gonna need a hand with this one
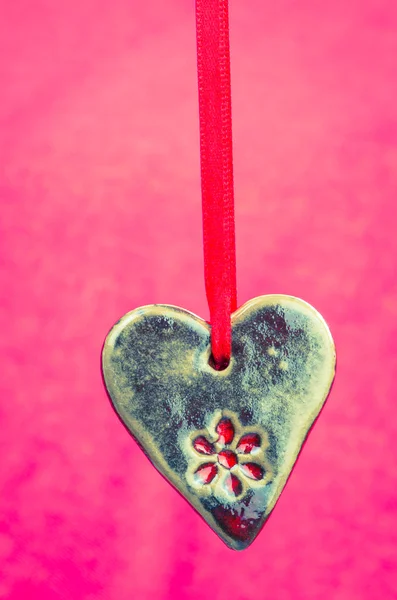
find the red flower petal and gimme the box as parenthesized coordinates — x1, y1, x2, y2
(217, 450, 238, 470)
(236, 433, 261, 454)
(194, 463, 218, 484)
(216, 417, 235, 445)
(193, 435, 215, 455)
(224, 473, 243, 497)
(240, 463, 265, 480)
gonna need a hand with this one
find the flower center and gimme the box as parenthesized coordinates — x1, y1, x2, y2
(217, 450, 238, 470)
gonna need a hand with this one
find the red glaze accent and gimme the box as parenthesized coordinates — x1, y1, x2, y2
(194, 463, 218, 484)
(240, 463, 265, 480)
(216, 417, 234, 445)
(236, 433, 261, 454)
(217, 449, 238, 469)
(193, 435, 215, 455)
(224, 473, 243, 496)
(212, 503, 262, 543)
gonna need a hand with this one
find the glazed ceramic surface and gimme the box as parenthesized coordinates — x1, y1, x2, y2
(102, 295, 335, 550)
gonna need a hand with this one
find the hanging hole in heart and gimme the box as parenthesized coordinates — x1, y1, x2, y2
(208, 353, 230, 372)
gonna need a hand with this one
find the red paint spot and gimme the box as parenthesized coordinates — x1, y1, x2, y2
(194, 463, 218, 484)
(193, 435, 215, 455)
(212, 503, 262, 545)
(224, 473, 242, 496)
(240, 463, 264, 480)
(236, 433, 261, 454)
(216, 417, 234, 445)
(217, 449, 238, 469)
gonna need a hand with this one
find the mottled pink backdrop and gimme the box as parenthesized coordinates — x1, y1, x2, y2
(1, 1, 397, 599)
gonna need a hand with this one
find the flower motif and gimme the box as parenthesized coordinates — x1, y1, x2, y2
(185, 412, 272, 501)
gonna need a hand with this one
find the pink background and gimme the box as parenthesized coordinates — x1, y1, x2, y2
(1, 1, 397, 598)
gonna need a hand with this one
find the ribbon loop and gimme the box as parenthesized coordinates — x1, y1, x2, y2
(196, 0, 237, 369)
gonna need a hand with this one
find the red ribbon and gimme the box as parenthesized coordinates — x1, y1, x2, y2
(196, 0, 237, 369)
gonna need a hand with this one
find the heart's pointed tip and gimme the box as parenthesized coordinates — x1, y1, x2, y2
(221, 536, 257, 551)
(210, 501, 266, 551)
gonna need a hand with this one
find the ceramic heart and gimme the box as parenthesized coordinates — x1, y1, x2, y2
(102, 295, 335, 550)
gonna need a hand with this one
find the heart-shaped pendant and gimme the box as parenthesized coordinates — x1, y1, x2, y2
(102, 295, 335, 550)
